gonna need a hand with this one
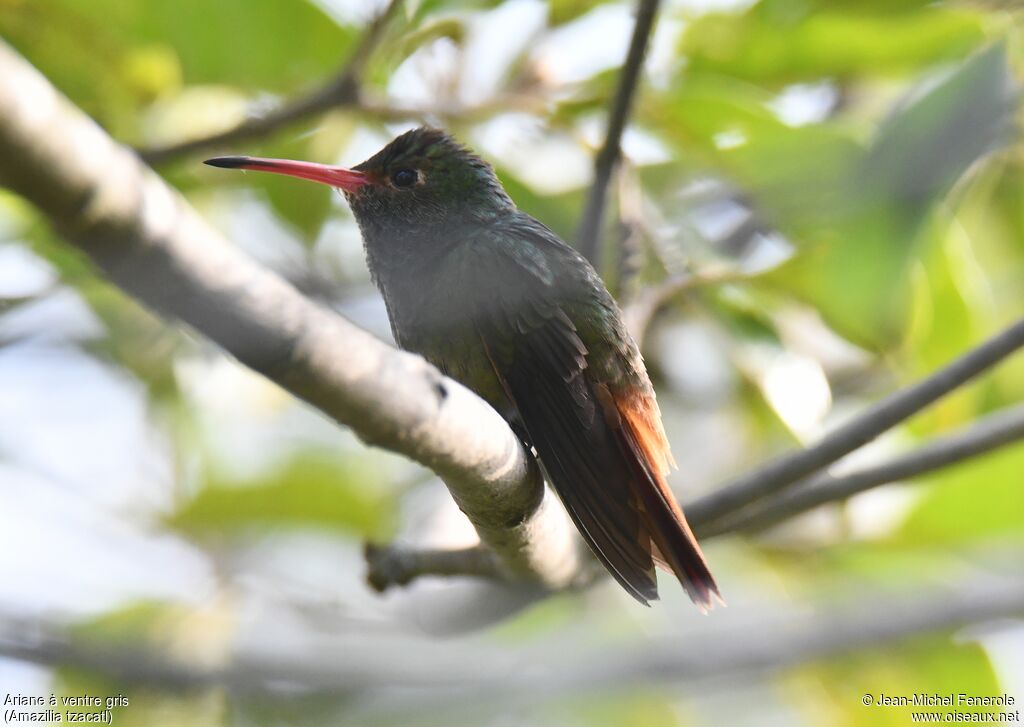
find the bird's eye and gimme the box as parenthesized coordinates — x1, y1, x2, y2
(391, 168, 418, 188)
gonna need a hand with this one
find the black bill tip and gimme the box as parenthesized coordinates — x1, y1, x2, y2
(203, 156, 254, 169)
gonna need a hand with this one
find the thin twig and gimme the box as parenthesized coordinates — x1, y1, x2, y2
(366, 402, 1024, 583)
(576, 0, 661, 268)
(687, 318, 1024, 530)
(622, 265, 744, 342)
(699, 402, 1024, 537)
(612, 164, 645, 298)
(358, 92, 549, 123)
(358, 402, 1024, 587)
(137, 0, 404, 164)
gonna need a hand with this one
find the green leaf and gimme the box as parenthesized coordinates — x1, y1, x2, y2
(803, 639, 1001, 727)
(681, 3, 986, 86)
(709, 285, 783, 344)
(896, 444, 1024, 545)
(902, 218, 995, 396)
(762, 46, 1014, 348)
(0, 0, 356, 141)
(168, 451, 397, 539)
(548, 0, 605, 27)
(103, 0, 355, 90)
(398, 16, 466, 58)
(411, 0, 506, 19)
(57, 602, 228, 726)
(551, 690, 679, 727)
(643, 72, 861, 217)
(244, 127, 351, 241)
(494, 166, 583, 243)
(69, 600, 176, 642)
(943, 160, 1024, 409)
(886, 48, 1008, 255)
(760, 213, 915, 349)
(855, 45, 1013, 216)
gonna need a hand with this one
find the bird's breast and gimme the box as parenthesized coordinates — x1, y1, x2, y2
(373, 248, 515, 419)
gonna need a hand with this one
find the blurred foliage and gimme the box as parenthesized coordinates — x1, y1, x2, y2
(681, 2, 986, 84)
(549, 0, 606, 26)
(168, 450, 398, 539)
(793, 640, 1001, 727)
(2, 0, 1024, 724)
(55, 602, 230, 726)
(899, 444, 1024, 544)
(0, 0, 355, 139)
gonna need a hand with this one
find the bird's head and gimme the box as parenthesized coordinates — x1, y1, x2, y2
(205, 127, 513, 234)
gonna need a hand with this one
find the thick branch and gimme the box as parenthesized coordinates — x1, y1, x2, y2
(0, 40, 582, 589)
(2, 572, 1022, 701)
(137, 0, 403, 164)
(699, 402, 1024, 537)
(576, 0, 661, 267)
(687, 318, 1024, 529)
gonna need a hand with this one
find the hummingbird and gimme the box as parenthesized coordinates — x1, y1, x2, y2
(205, 128, 720, 609)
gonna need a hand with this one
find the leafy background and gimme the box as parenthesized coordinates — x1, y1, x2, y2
(1, 0, 1023, 724)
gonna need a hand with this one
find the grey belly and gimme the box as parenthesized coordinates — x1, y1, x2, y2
(398, 322, 516, 422)
(377, 262, 518, 423)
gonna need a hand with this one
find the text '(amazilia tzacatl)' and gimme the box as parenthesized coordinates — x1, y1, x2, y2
(206, 128, 721, 609)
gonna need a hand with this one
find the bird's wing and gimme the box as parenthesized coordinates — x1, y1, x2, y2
(466, 216, 718, 607)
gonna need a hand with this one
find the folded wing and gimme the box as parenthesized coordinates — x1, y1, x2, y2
(469, 219, 720, 607)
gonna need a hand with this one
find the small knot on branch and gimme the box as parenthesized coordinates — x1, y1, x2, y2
(363, 542, 504, 592)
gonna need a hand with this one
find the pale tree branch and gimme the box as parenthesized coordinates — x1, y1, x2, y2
(1, 570, 1022, 703)
(137, 0, 404, 165)
(686, 318, 1024, 530)
(0, 39, 583, 590)
(576, 0, 662, 268)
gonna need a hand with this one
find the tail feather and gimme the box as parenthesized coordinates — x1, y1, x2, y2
(478, 314, 719, 608)
(612, 389, 722, 611)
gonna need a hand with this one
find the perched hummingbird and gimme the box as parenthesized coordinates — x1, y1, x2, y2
(205, 128, 720, 609)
